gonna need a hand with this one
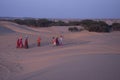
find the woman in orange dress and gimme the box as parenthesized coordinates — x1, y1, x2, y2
(37, 37, 41, 46)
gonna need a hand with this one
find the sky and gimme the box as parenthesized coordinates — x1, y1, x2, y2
(0, 0, 120, 19)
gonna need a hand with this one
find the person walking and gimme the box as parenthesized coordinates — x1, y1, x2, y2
(52, 37, 56, 46)
(56, 37, 59, 46)
(37, 36, 41, 46)
(59, 35, 63, 45)
(24, 36, 29, 49)
(16, 38, 20, 48)
(19, 37, 23, 48)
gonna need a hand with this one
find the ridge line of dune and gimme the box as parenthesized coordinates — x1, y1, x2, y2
(0, 21, 41, 35)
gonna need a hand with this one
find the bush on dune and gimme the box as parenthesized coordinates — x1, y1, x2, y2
(52, 20, 68, 26)
(13, 19, 52, 27)
(37, 19, 52, 27)
(68, 27, 84, 32)
(13, 19, 68, 27)
(79, 20, 110, 32)
(111, 23, 120, 31)
(68, 21, 81, 26)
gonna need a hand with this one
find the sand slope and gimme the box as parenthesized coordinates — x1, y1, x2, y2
(0, 21, 120, 80)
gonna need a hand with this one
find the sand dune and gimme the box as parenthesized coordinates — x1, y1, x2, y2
(0, 21, 120, 80)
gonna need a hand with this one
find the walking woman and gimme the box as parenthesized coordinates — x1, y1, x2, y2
(24, 36, 29, 49)
(56, 37, 59, 46)
(59, 35, 63, 45)
(19, 37, 23, 48)
(16, 38, 20, 48)
(52, 37, 56, 46)
(37, 36, 41, 46)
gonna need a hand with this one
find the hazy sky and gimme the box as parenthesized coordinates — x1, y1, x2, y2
(0, 0, 120, 19)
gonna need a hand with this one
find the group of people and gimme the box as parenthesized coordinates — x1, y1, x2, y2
(16, 36, 29, 49)
(52, 35, 63, 46)
(16, 35, 63, 49)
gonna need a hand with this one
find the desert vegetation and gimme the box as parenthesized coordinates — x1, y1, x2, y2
(13, 19, 52, 27)
(68, 27, 84, 32)
(111, 23, 120, 31)
(12, 19, 68, 27)
(2, 18, 119, 32)
(79, 20, 110, 32)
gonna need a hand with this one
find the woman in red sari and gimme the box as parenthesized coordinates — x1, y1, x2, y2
(19, 37, 23, 48)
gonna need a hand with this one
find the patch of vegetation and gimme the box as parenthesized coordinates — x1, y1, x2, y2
(13, 19, 52, 27)
(111, 23, 120, 31)
(12, 19, 69, 27)
(68, 21, 81, 26)
(79, 20, 110, 32)
(68, 27, 83, 32)
(6, 18, 120, 33)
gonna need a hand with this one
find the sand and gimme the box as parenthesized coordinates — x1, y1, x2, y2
(0, 21, 120, 80)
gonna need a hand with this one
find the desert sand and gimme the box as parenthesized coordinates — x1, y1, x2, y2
(0, 21, 120, 80)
